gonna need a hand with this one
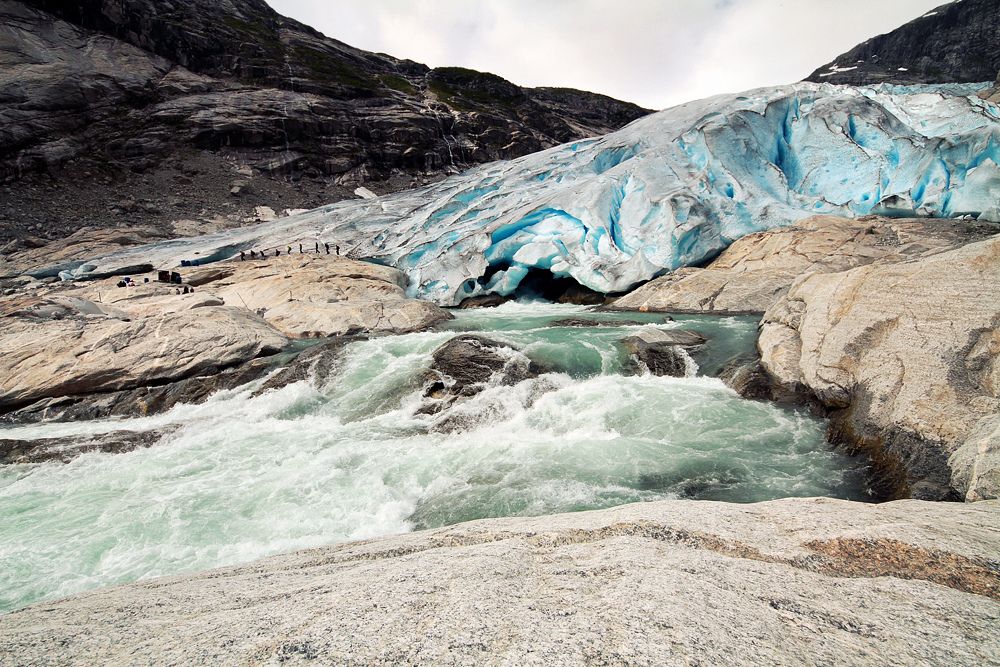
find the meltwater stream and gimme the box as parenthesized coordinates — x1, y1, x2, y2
(0, 303, 869, 612)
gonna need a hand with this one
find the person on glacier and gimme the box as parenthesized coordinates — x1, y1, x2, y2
(299, 243, 303, 254)
(315, 242, 319, 253)
(336, 245, 340, 256)
(325, 243, 330, 254)
(240, 251, 246, 261)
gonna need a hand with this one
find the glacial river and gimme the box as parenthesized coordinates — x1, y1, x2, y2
(0, 303, 869, 612)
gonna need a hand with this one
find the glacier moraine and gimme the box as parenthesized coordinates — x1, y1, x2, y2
(50, 82, 1000, 305)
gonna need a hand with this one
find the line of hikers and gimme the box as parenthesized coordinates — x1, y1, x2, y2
(239, 242, 340, 261)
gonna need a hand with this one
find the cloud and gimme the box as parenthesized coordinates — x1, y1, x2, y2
(268, 0, 946, 109)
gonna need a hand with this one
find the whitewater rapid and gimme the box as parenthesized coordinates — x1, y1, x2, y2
(0, 304, 868, 612)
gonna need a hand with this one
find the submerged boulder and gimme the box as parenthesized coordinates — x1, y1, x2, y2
(0, 428, 172, 464)
(420, 335, 544, 415)
(621, 327, 706, 377)
(549, 317, 649, 328)
(717, 355, 774, 401)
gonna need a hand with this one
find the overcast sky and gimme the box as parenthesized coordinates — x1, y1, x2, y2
(266, 0, 946, 109)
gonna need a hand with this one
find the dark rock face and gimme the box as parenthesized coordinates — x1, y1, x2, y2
(549, 318, 648, 328)
(0, 429, 171, 464)
(252, 338, 349, 396)
(621, 328, 706, 378)
(804, 0, 1000, 85)
(0, 358, 277, 424)
(0, 0, 650, 242)
(717, 355, 773, 401)
(0, 337, 350, 425)
(420, 335, 542, 414)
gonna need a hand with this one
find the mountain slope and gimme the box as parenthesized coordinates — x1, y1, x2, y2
(805, 0, 1000, 85)
(0, 0, 650, 242)
(50, 83, 1000, 305)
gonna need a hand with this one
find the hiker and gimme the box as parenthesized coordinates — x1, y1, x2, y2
(287, 245, 291, 255)
(324, 243, 330, 254)
(299, 243, 303, 254)
(315, 242, 319, 253)
(335, 245, 340, 256)
(275, 248, 280, 257)
(183, 286, 189, 294)
(240, 251, 246, 261)
(250, 250, 256, 259)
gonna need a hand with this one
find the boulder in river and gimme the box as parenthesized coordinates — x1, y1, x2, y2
(717, 354, 774, 401)
(420, 335, 544, 415)
(0, 429, 173, 464)
(621, 327, 706, 377)
(548, 317, 650, 328)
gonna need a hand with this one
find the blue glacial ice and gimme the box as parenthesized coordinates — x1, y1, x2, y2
(59, 82, 1000, 305)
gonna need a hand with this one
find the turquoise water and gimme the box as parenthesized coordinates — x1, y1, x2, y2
(0, 303, 869, 612)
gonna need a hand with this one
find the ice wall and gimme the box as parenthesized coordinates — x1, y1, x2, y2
(58, 82, 1000, 305)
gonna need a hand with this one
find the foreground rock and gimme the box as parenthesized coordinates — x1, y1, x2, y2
(1, 496, 997, 666)
(759, 235, 1000, 501)
(611, 216, 997, 314)
(622, 327, 706, 377)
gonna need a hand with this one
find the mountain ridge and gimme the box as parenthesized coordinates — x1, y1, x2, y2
(0, 0, 650, 243)
(805, 0, 1000, 85)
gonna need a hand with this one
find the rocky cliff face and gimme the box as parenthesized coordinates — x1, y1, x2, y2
(805, 0, 1000, 85)
(0, 0, 650, 243)
(758, 235, 1000, 502)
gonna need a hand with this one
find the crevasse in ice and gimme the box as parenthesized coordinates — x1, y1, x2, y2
(59, 82, 1000, 305)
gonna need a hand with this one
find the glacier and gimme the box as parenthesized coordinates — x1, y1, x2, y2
(53, 82, 1000, 306)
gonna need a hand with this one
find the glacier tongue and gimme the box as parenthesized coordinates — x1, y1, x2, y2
(60, 82, 1000, 306)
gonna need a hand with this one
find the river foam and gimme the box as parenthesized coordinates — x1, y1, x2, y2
(0, 304, 868, 612)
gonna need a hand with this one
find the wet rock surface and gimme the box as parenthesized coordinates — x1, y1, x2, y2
(1, 496, 997, 666)
(252, 338, 352, 396)
(1, 358, 278, 425)
(621, 327, 706, 378)
(420, 335, 544, 414)
(0, 429, 172, 464)
(717, 355, 774, 401)
(549, 317, 649, 328)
